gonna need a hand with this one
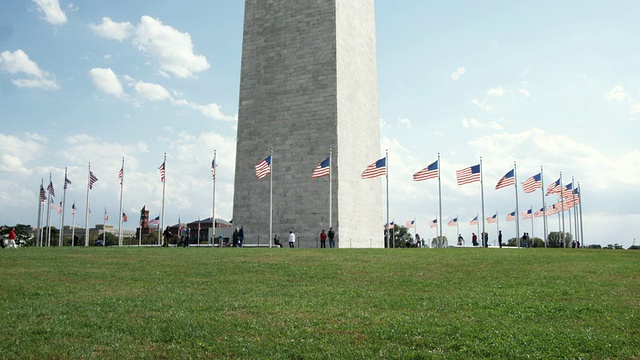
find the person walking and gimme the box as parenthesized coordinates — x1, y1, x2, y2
(472, 232, 478, 247)
(7, 227, 17, 248)
(457, 234, 464, 246)
(320, 229, 327, 248)
(238, 227, 245, 247)
(232, 228, 239, 247)
(288, 230, 296, 248)
(328, 227, 335, 248)
(498, 230, 503, 248)
(162, 226, 172, 247)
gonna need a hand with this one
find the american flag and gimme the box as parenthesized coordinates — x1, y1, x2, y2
(534, 207, 545, 218)
(546, 203, 559, 215)
(487, 213, 497, 224)
(521, 173, 542, 193)
(495, 169, 515, 190)
(566, 187, 581, 206)
(311, 157, 330, 179)
(71, 202, 76, 215)
(361, 157, 386, 179)
(447, 218, 458, 226)
(405, 219, 414, 229)
(255, 155, 271, 179)
(89, 171, 98, 189)
(64, 176, 72, 190)
(521, 208, 533, 220)
(563, 183, 573, 194)
(158, 162, 166, 183)
(387, 221, 394, 230)
(104, 208, 109, 222)
(210, 159, 216, 179)
(56, 201, 62, 214)
(506, 211, 516, 221)
(149, 215, 160, 226)
(456, 164, 480, 186)
(413, 160, 438, 181)
(545, 177, 561, 195)
(470, 215, 478, 225)
(47, 181, 55, 197)
(50, 200, 55, 209)
(39, 184, 46, 203)
(429, 218, 437, 228)
(122, 212, 128, 222)
(118, 166, 124, 184)
(88, 207, 92, 218)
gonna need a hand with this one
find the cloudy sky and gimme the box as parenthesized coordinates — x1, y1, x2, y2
(1, 1, 638, 247)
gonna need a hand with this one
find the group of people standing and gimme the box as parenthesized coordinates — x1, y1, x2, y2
(319, 227, 336, 248)
(162, 226, 191, 247)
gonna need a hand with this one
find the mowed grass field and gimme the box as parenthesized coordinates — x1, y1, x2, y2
(0, 247, 638, 359)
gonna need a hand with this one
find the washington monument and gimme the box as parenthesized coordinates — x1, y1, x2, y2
(233, 0, 383, 248)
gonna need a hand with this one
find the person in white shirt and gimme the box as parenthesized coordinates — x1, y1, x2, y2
(288, 230, 295, 248)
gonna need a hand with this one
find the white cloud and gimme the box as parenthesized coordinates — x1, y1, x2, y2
(0, 133, 46, 174)
(606, 85, 628, 101)
(181, 101, 237, 122)
(89, 68, 124, 98)
(451, 66, 465, 80)
(398, 118, 412, 128)
(90, 17, 134, 41)
(92, 16, 210, 78)
(471, 86, 529, 111)
(487, 87, 505, 97)
(470, 99, 491, 111)
(0, 49, 60, 90)
(33, 0, 67, 25)
(461, 118, 503, 130)
(134, 80, 171, 102)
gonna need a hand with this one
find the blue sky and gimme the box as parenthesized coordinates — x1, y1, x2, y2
(1, 1, 639, 247)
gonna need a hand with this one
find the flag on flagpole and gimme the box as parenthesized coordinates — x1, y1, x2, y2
(64, 176, 72, 190)
(122, 212, 128, 222)
(405, 220, 414, 229)
(521, 173, 542, 193)
(71, 202, 76, 215)
(89, 171, 98, 189)
(311, 157, 330, 179)
(149, 215, 160, 226)
(495, 169, 515, 190)
(56, 202, 62, 214)
(40, 184, 47, 203)
(429, 219, 437, 228)
(447, 217, 458, 226)
(158, 162, 166, 183)
(255, 155, 271, 179)
(361, 157, 386, 179)
(534, 207, 545, 218)
(210, 159, 216, 179)
(563, 183, 573, 193)
(456, 164, 481, 185)
(506, 211, 516, 221)
(470, 215, 478, 225)
(546, 204, 559, 215)
(413, 160, 438, 181)
(546, 177, 561, 195)
(104, 208, 109, 222)
(521, 209, 533, 219)
(47, 181, 56, 197)
(487, 213, 497, 224)
(118, 166, 124, 184)
(387, 221, 394, 230)
(50, 200, 55, 209)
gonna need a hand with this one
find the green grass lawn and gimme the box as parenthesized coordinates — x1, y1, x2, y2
(0, 247, 638, 359)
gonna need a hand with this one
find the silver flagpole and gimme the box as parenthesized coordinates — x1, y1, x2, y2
(36, 179, 43, 247)
(495, 210, 499, 247)
(480, 157, 486, 246)
(386, 149, 390, 248)
(84, 163, 91, 246)
(46, 173, 52, 247)
(118, 157, 124, 246)
(159, 153, 166, 246)
(560, 172, 565, 247)
(578, 181, 584, 247)
(456, 214, 460, 247)
(212, 150, 217, 247)
(541, 166, 548, 248)
(572, 177, 579, 246)
(71, 201, 76, 246)
(269, 148, 273, 248)
(59, 167, 68, 246)
(530, 206, 534, 241)
(514, 162, 520, 248)
(438, 153, 443, 240)
(329, 148, 332, 230)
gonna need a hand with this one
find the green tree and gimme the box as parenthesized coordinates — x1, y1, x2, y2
(384, 225, 413, 248)
(547, 231, 572, 248)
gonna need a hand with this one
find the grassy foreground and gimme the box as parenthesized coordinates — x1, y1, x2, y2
(0, 247, 638, 359)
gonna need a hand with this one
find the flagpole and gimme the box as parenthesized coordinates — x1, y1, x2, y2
(59, 168, 67, 246)
(541, 166, 548, 248)
(46, 173, 53, 247)
(118, 157, 124, 247)
(159, 153, 166, 246)
(71, 201, 76, 246)
(530, 206, 534, 241)
(269, 147, 273, 248)
(514, 161, 520, 248)
(212, 150, 217, 247)
(437, 153, 443, 240)
(476, 212, 480, 244)
(329, 148, 333, 230)
(572, 176, 578, 246)
(578, 181, 584, 247)
(495, 210, 499, 247)
(559, 172, 565, 247)
(103, 208, 107, 244)
(385, 149, 390, 249)
(85, 163, 92, 246)
(36, 179, 43, 247)
(456, 214, 459, 247)
(480, 157, 486, 245)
